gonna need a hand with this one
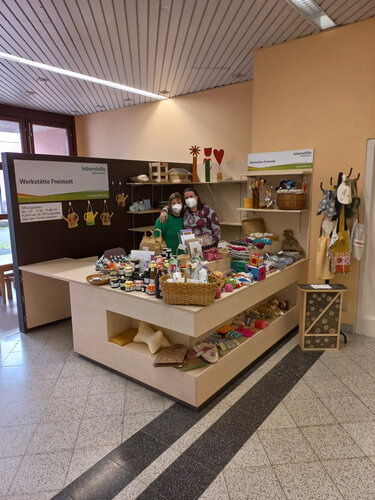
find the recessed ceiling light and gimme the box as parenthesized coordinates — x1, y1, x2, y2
(123, 98, 134, 102)
(286, 0, 335, 30)
(232, 73, 245, 80)
(158, 90, 170, 95)
(25, 90, 36, 95)
(70, 110, 79, 115)
(95, 105, 105, 111)
(37, 77, 49, 83)
(0, 51, 167, 100)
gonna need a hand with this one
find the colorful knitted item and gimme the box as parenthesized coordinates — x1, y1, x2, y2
(217, 325, 233, 334)
(237, 328, 255, 338)
(216, 338, 240, 351)
(227, 330, 242, 339)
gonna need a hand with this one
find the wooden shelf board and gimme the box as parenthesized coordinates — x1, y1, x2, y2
(109, 305, 299, 380)
(246, 169, 313, 176)
(220, 221, 243, 226)
(126, 180, 245, 186)
(126, 209, 160, 214)
(236, 208, 310, 213)
(128, 226, 155, 233)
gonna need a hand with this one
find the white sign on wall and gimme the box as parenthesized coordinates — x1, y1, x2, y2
(19, 203, 63, 223)
(248, 149, 314, 171)
(14, 160, 109, 203)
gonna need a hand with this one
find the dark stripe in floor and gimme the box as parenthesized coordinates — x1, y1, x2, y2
(52, 330, 309, 500)
(137, 346, 322, 500)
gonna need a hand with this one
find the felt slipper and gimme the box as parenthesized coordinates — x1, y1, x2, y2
(193, 343, 219, 363)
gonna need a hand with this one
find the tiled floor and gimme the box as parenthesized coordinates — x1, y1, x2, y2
(0, 283, 18, 339)
(0, 321, 374, 499)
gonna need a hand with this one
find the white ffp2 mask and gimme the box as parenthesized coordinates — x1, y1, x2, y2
(171, 203, 182, 215)
(185, 198, 197, 209)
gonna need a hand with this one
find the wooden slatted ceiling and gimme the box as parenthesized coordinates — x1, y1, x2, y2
(0, 0, 374, 116)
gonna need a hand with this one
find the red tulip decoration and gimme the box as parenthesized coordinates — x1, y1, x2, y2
(203, 147, 212, 183)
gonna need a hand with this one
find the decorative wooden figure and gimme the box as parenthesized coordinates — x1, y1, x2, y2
(83, 200, 98, 226)
(62, 202, 79, 229)
(115, 181, 128, 207)
(189, 145, 201, 182)
(204, 147, 212, 183)
(214, 148, 224, 181)
(100, 200, 114, 226)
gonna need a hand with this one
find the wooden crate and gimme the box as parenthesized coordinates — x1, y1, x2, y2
(297, 284, 347, 351)
(149, 162, 169, 183)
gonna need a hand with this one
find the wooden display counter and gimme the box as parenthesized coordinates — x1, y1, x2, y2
(19, 257, 308, 407)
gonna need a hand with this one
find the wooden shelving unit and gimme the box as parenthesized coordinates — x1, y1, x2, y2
(237, 208, 310, 214)
(126, 209, 160, 215)
(126, 180, 245, 186)
(128, 225, 154, 233)
(246, 169, 313, 176)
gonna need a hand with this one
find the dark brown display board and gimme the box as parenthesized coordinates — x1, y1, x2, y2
(2, 152, 191, 331)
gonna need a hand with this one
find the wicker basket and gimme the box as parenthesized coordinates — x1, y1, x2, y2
(277, 192, 306, 210)
(217, 240, 229, 258)
(160, 266, 218, 306)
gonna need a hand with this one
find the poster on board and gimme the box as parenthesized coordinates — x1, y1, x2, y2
(19, 203, 63, 223)
(14, 160, 109, 203)
(248, 149, 314, 171)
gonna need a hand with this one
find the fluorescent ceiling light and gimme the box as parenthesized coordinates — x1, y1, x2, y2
(286, 0, 336, 30)
(0, 51, 167, 100)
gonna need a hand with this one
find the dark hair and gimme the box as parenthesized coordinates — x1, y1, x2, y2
(168, 192, 182, 210)
(183, 186, 204, 210)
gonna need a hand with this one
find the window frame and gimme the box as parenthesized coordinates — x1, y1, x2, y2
(0, 104, 77, 218)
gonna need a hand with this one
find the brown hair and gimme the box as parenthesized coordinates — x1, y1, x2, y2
(168, 192, 182, 210)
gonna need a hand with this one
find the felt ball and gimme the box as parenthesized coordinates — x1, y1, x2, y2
(224, 284, 234, 292)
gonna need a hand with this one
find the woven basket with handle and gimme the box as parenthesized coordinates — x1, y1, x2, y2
(160, 265, 218, 306)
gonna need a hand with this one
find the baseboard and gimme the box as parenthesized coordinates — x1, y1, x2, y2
(341, 323, 354, 334)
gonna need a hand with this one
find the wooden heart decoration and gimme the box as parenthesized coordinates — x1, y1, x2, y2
(213, 149, 224, 165)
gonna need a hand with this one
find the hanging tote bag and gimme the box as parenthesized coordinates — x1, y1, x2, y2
(351, 199, 365, 261)
(330, 206, 351, 273)
(139, 229, 166, 255)
(316, 234, 335, 280)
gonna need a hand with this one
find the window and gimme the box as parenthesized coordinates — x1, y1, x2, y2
(32, 124, 70, 156)
(0, 119, 23, 154)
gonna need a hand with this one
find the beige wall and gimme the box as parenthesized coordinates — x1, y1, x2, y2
(252, 17, 375, 323)
(76, 81, 252, 165)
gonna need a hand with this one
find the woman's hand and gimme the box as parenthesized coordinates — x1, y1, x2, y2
(159, 211, 168, 223)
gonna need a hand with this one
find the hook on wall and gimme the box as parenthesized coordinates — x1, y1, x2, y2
(330, 177, 333, 186)
(346, 167, 353, 178)
(320, 181, 324, 192)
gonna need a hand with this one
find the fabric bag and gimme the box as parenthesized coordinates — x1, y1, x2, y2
(316, 234, 335, 280)
(139, 228, 166, 255)
(351, 211, 365, 261)
(337, 174, 352, 205)
(330, 206, 350, 273)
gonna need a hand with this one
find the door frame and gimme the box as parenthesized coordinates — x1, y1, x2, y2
(355, 138, 375, 337)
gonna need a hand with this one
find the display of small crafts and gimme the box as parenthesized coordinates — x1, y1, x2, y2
(115, 182, 128, 207)
(83, 200, 98, 226)
(276, 179, 307, 193)
(203, 147, 212, 182)
(189, 145, 201, 183)
(100, 200, 114, 226)
(62, 202, 79, 229)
